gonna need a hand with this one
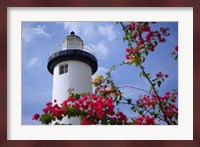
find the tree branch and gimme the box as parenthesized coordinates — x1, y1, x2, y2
(119, 22, 170, 125)
(119, 85, 151, 95)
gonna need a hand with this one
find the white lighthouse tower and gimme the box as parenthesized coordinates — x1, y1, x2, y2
(47, 31, 98, 125)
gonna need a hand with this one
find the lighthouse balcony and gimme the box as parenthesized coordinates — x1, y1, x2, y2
(47, 42, 98, 75)
(50, 41, 95, 56)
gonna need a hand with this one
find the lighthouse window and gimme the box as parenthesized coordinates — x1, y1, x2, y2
(59, 64, 68, 75)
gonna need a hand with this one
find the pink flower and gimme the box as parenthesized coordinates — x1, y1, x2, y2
(126, 48, 130, 53)
(81, 117, 89, 125)
(132, 33, 137, 39)
(68, 97, 77, 102)
(108, 109, 115, 116)
(133, 49, 138, 54)
(139, 37, 145, 44)
(79, 95, 88, 103)
(61, 99, 69, 107)
(150, 45, 155, 51)
(160, 27, 169, 34)
(160, 38, 166, 42)
(135, 115, 155, 125)
(145, 32, 152, 42)
(126, 55, 130, 60)
(42, 107, 49, 114)
(46, 102, 52, 107)
(175, 45, 178, 51)
(134, 115, 144, 125)
(52, 108, 66, 118)
(32, 113, 40, 120)
(145, 26, 151, 32)
(144, 116, 155, 125)
(116, 112, 128, 122)
(156, 72, 163, 78)
(74, 103, 80, 110)
(156, 72, 168, 79)
(128, 22, 136, 31)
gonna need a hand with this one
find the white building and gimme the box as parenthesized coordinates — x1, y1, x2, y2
(47, 31, 98, 124)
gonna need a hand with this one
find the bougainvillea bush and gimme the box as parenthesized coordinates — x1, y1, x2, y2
(33, 22, 178, 125)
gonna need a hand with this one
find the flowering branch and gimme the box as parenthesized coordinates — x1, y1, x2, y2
(118, 22, 177, 125)
(33, 22, 178, 125)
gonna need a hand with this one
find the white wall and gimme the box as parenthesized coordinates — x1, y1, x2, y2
(52, 60, 92, 125)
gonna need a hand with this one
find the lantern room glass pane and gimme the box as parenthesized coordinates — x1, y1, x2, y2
(68, 41, 76, 49)
(67, 40, 82, 49)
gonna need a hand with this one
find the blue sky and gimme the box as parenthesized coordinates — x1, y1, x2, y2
(22, 22, 178, 125)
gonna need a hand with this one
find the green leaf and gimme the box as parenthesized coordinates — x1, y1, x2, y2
(152, 83, 156, 87)
(131, 106, 137, 112)
(152, 104, 156, 110)
(152, 78, 158, 82)
(127, 99, 132, 104)
(123, 36, 128, 42)
(154, 41, 158, 46)
(175, 55, 178, 60)
(144, 73, 150, 78)
(145, 50, 149, 56)
(157, 81, 161, 87)
(139, 110, 144, 115)
(57, 116, 63, 121)
(144, 22, 149, 26)
(116, 100, 120, 105)
(140, 56, 145, 63)
(171, 51, 176, 55)
(139, 71, 143, 77)
(153, 113, 158, 118)
(128, 43, 132, 48)
(75, 93, 80, 99)
(150, 83, 156, 92)
(40, 114, 54, 125)
(134, 59, 139, 66)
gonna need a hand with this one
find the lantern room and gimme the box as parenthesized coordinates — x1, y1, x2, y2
(61, 31, 83, 50)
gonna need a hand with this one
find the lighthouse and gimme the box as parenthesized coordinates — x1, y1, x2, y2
(47, 31, 98, 125)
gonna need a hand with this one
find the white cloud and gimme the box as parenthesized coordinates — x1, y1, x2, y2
(59, 22, 95, 39)
(22, 24, 51, 44)
(58, 22, 117, 42)
(120, 88, 141, 99)
(95, 66, 109, 76)
(98, 24, 117, 41)
(32, 25, 51, 38)
(92, 42, 109, 59)
(58, 22, 117, 59)
(62, 22, 81, 34)
(27, 57, 40, 68)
